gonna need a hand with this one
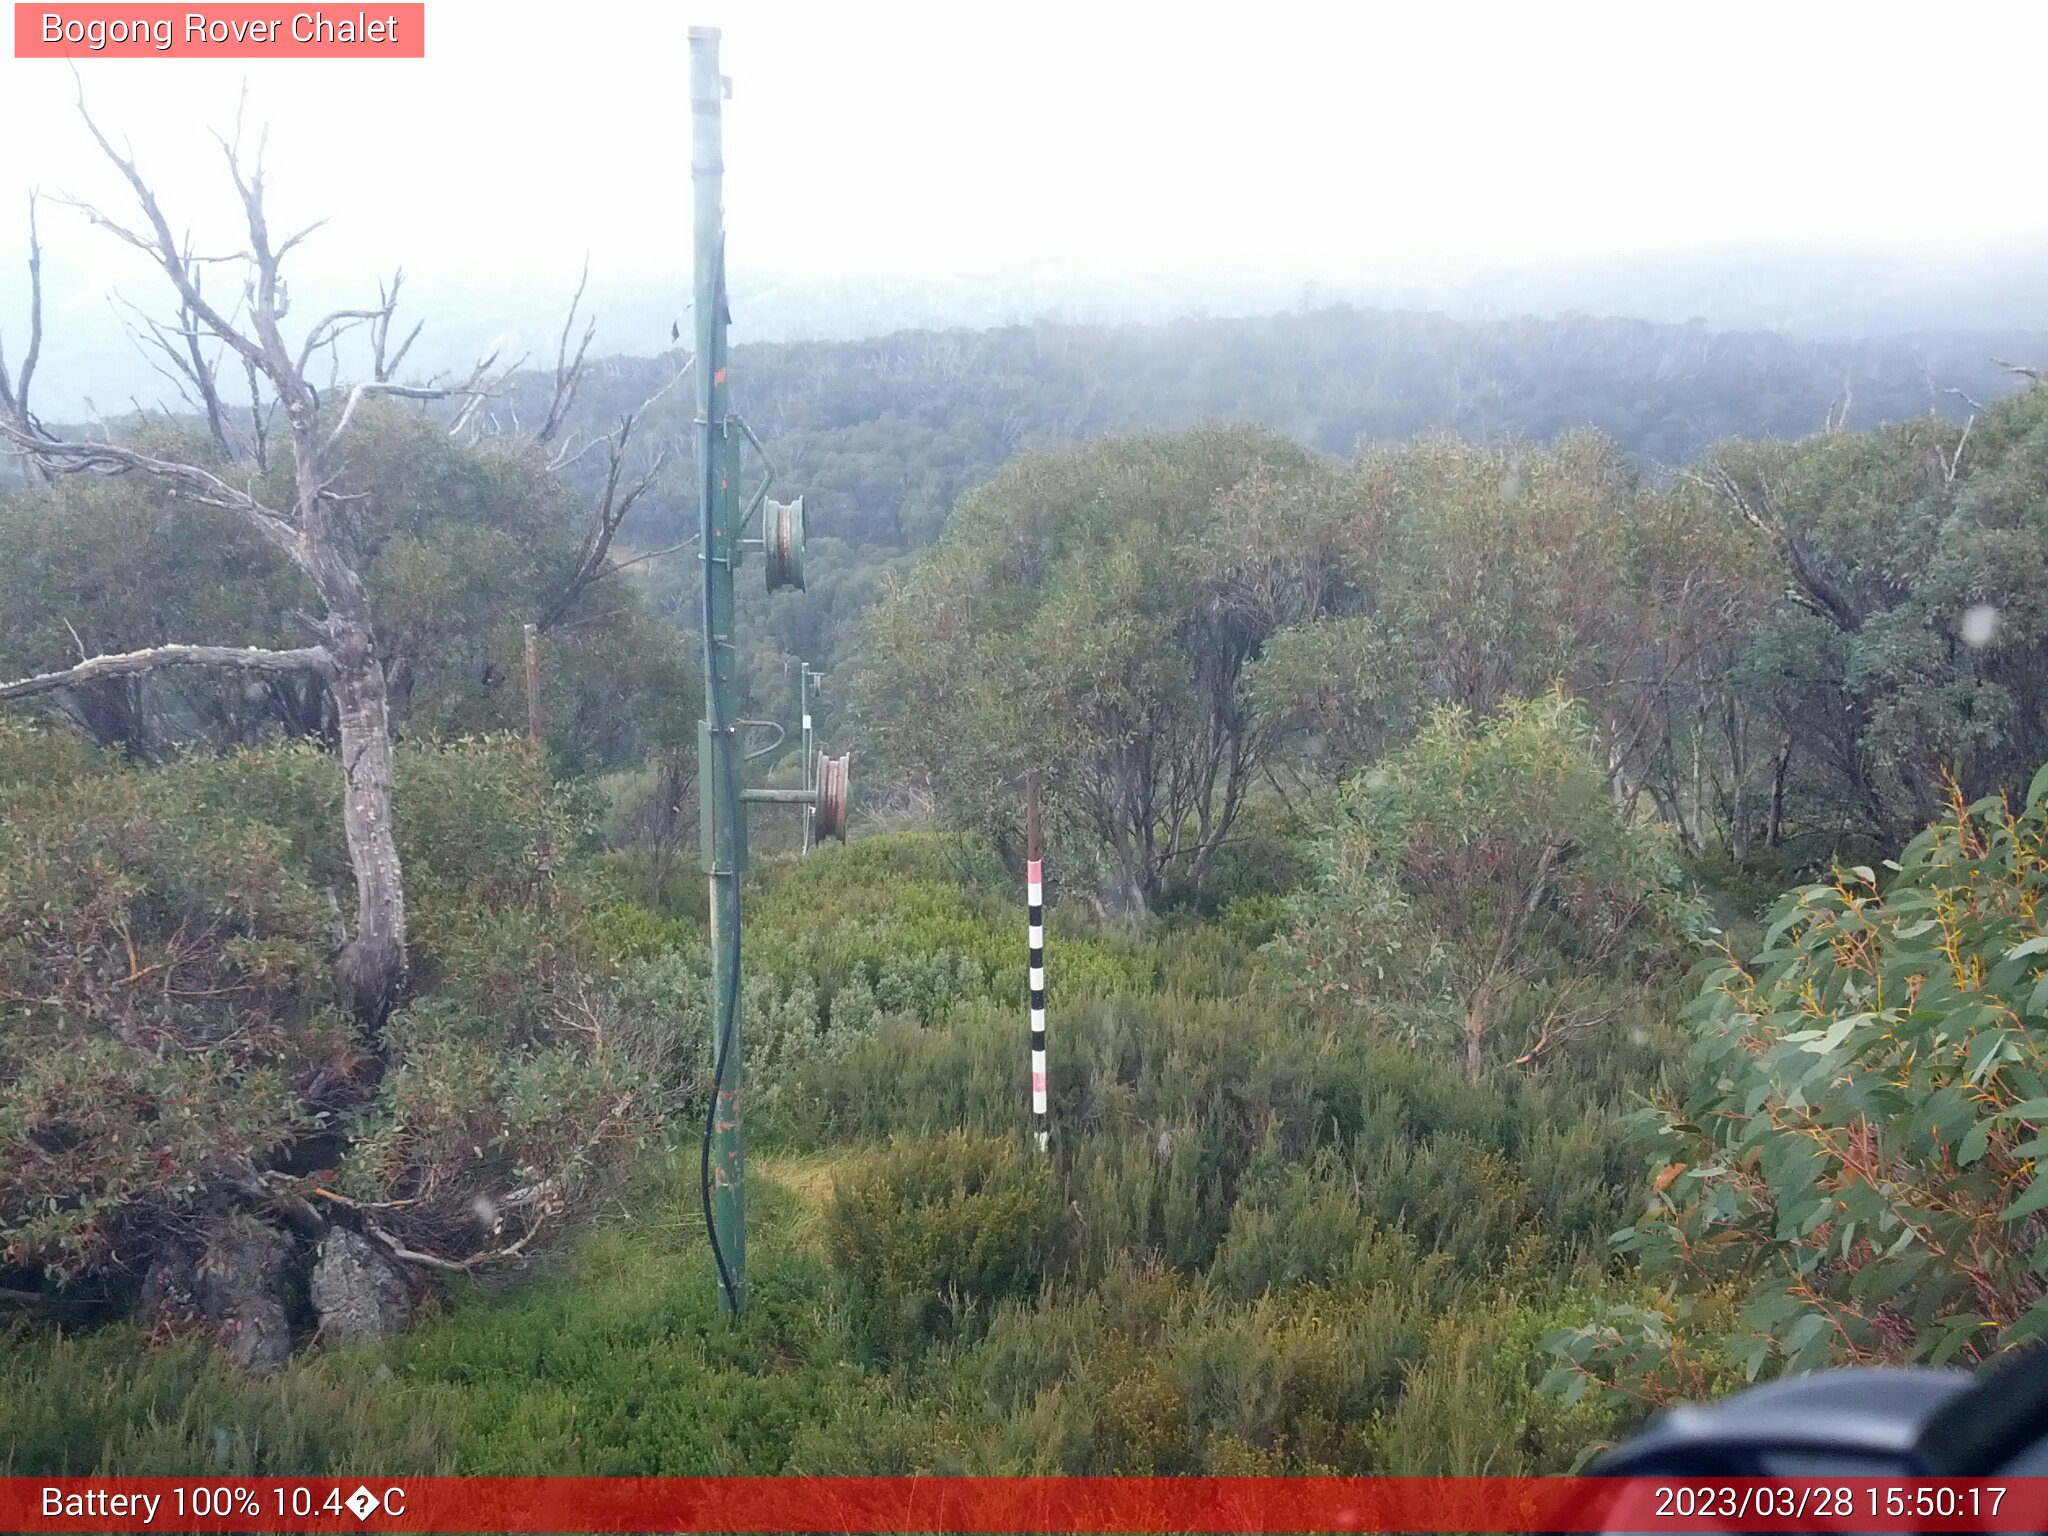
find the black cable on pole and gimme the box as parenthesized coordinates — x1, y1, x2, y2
(699, 881, 741, 1312)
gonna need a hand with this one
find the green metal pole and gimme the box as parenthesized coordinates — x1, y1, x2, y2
(690, 23, 745, 1316)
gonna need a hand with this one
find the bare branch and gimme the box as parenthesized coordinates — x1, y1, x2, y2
(382, 317, 423, 382)
(546, 432, 605, 475)
(0, 642, 332, 703)
(117, 307, 204, 413)
(534, 259, 595, 446)
(113, 287, 242, 456)
(1942, 413, 1976, 490)
(68, 95, 279, 388)
(244, 353, 270, 469)
(544, 355, 689, 475)
(296, 307, 385, 378)
(548, 605, 631, 632)
(17, 191, 42, 419)
(371, 271, 421, 383)
(175, 295, 239, 453)
(1824, 376, 1852, 434)
(445, 349, 514, 439)
(1696, 462, 1862, 632)
(274, 215, 331, 264)
(0, 191, 50, 475)
(326, 375, 490, 451)
(364, 1217, 547, 1273)
(1509, 997, 1617, 1068)
(592, 534, 700, 580)
(227, 1158, 328, 1239)
(537, 373, 683, 632)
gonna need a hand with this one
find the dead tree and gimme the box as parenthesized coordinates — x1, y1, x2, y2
(0, 104, 494, 1025)
(0, 192, 49, 482)
(534, 400, 680, 633)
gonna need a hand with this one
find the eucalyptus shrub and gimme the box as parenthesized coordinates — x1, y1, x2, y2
(1547, 770, 2048, 1407)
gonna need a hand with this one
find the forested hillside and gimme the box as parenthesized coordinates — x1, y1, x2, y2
(509, 305, 2042, 717)
(554, 304, 2040, 552)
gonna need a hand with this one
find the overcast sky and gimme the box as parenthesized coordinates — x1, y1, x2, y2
(4, 0, 2047, 407)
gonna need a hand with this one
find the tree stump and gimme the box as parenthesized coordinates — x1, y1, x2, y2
(141, 1216, 294, 1376)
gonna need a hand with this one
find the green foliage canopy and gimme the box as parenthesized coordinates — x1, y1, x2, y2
(855, 424, 1348, 910)
(1272, 695, 1686, 1078)
(0, 404, 695, 774)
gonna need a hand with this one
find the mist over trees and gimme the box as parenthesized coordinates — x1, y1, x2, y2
(509, 305, 2039, 756)
(556, 303, 2042, 560)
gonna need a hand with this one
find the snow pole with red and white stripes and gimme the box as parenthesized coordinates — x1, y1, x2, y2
(1026, 771, 1049, 1151)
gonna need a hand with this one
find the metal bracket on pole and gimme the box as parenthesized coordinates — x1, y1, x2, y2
(732, 414, 777, 539)
(739, 719, 787, 762)
(800, 663, 824, 854)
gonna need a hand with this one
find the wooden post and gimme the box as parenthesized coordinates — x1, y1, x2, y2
(523, 622, 542, 744)
(523, 621, 555, 964)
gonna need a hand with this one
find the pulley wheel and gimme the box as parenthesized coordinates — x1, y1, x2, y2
(766, 496, 806, 592)
(813, 751, 850, 842)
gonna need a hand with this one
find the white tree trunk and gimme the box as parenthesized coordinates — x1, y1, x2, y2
(329, 622, 406, 1022)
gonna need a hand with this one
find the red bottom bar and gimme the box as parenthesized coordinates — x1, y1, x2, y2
(7, 1476, 2048, 1533)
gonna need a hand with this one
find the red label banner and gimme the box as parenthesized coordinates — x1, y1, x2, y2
(4, 1476, 2048, 1532)
(14, 4, 425, 57)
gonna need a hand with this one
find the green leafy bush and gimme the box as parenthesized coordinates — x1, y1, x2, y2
(1550, 771, 2048, 1408)
(1208, 1153, 1434, 1301)
(745, 830, 1149, 1016)
(0, 726, 663, 1297)
(1271, 693, 1686, 1078)
(0, 729, 352, 1281)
